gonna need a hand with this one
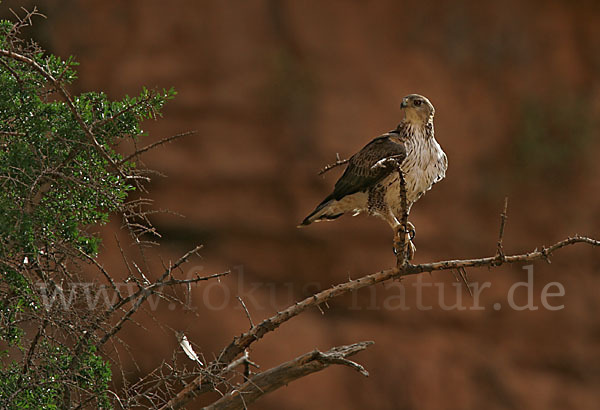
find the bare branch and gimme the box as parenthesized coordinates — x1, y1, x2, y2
(76, 248, 123, 301)
(160, 271, 231, 287)
(224, 350, 259, 374)
(184, 341, 373, 410)
(97, 250, 224, 348)
(216, 236, 598, 368)
(318, 153, 349, 175)
(162, 234, 598, 408)
(395, 167, 409, 268)
(236, 297, 255, 330)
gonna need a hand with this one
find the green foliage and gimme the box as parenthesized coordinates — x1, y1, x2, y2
(0, 34, 174, 258)
(0, 344, 111, 409)
(0, 13, 174, 408)
(0, 267, 30, 345)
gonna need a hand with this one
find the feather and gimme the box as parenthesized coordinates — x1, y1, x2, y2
(177, 332, 203, 366)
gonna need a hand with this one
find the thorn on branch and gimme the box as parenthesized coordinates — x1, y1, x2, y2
(452, 267, 473, 297)
(495, 197, 509, 264)
(541, 247, 552, 264)
(315, 303, 325, 315)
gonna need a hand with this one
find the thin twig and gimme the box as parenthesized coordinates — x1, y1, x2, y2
(318, 153, 349, 175)
(76, 248, 123, 301)
(119, 131, 195, 165)
(236, 297, 255, 330)
(68, 245, 210, 371)
(496, 197, 509, 262)
(98, 270, 227, 348)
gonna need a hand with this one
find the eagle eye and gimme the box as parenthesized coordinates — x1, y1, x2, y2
(414, 100, 422, 107)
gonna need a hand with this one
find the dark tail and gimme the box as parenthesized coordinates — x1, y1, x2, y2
(297, 197, 342, 227)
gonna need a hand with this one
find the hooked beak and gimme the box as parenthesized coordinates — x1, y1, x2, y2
(400, 99, 408, 108)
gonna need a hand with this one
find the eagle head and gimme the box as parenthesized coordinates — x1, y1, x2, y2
(400, 94, 434, 124)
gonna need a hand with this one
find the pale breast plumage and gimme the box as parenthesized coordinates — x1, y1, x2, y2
(367, 123, 447, 227)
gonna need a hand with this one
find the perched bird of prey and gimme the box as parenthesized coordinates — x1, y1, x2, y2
(299, 94, 447, 259)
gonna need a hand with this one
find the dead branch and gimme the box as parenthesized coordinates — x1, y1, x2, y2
(318, 153, 349, 175)
(97, 246, 224, 347)
(395, 167, 409, 268)
(224, 350, 259, 374)
(65, 244, 218, 378)
(162, 234, 599, 408)
(177, 341, 372, 410)
(159, 271, 231, 288)
(236, 297, 255, 330)
(77, 248, 123, 301)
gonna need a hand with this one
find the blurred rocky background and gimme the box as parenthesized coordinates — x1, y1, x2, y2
(3, 0, 600, 408)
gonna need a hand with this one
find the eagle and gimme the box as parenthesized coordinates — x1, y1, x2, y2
(299, 94, 447, 260)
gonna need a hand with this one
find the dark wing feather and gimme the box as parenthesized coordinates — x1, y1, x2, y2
(327, 133, 406, 201)
(299, 132, 406, 226)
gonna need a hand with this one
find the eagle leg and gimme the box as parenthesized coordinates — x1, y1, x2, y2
(393, 222, 416, 261)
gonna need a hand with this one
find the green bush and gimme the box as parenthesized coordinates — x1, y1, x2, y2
(0, 12, 174, 408)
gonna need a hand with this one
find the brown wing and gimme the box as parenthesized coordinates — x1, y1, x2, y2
(327, 132, 406, 201)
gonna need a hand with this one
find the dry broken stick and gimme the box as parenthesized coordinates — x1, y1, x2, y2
(190, 341, 373, 410)
(236, 296, 255, 330)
